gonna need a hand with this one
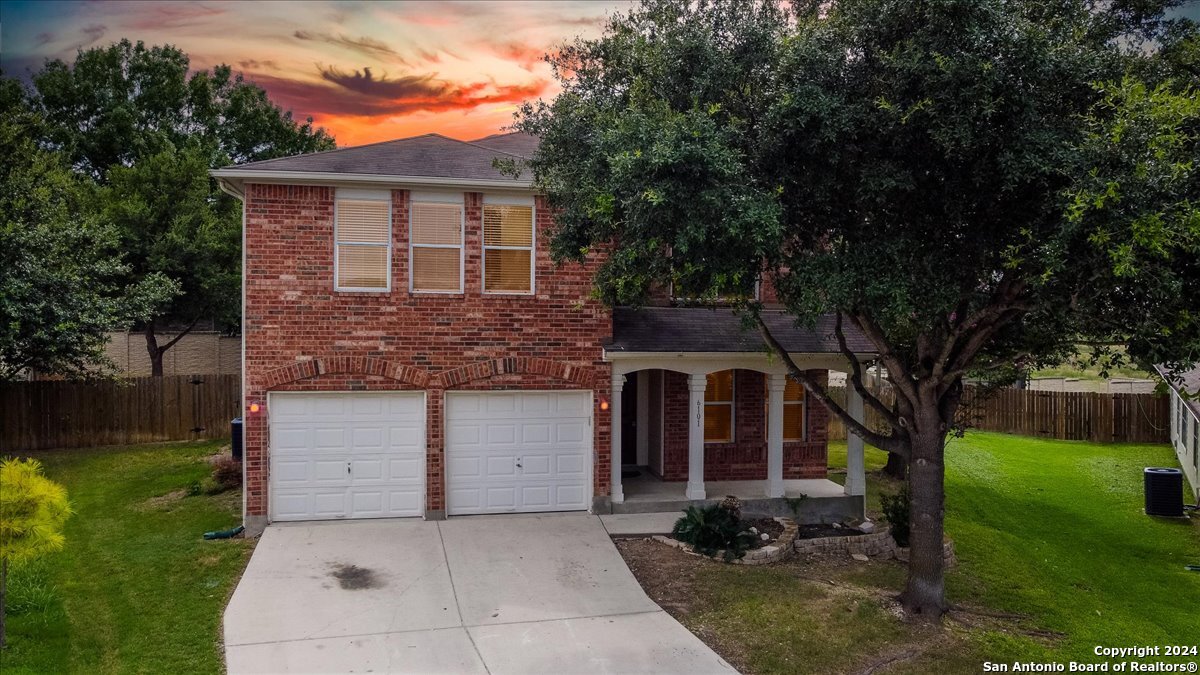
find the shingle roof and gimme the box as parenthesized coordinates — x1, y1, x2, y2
(470, 132, 540, 157)
(607, 307, 874, 354)
(218, 132, 536, 181)
(1154, 363, 1200, 419)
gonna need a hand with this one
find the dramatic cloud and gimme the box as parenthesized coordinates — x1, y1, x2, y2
(0, 0, 624, 145)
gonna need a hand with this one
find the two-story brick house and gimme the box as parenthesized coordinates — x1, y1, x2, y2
(213, 132, 872, 534)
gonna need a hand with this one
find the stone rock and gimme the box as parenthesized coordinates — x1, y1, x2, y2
(858, 520, 876, 534)
(760, 532, 770, 541)
(749, 527, 759, 535)
(832, 522, 842, 529)
(851, 553, 869, 562)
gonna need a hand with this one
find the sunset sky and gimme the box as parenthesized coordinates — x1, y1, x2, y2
(0, 1, 628, 146)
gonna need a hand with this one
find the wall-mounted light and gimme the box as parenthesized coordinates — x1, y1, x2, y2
(249, 403, 261, 413)
(599, 397, 610, 412)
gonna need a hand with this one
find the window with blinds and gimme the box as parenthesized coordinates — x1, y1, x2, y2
(782, 378, 806, 441)
(335, 198, 391, 291)
(704, 370, 735, 443)
(482, 203, 534, 293)
(410, 201, 463, 292)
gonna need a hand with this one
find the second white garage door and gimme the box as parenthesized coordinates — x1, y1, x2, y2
(446, 391, 592, 515)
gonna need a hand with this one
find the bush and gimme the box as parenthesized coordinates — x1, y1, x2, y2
(210, 457, 242, 493)
(880, 485, 911, 547)
(672, 504, 757, 561)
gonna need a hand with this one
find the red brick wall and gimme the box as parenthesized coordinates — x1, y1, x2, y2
(659, 369, 828, 481)
(242, 184, 612, 518)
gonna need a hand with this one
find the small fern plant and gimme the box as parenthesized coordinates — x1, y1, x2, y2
(1, 457, 72, 648)
(671, 504, 757, 561)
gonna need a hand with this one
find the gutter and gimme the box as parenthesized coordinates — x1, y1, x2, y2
(208, 168, 534, 191)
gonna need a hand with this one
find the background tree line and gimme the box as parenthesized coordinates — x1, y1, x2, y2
(0, 40, 335, 380)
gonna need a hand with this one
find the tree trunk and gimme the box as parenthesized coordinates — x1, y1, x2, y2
(883, 452, 908, 479)
(902, 426, 948, 618)
(2, 557, 7, 649)
(144, 324, 164, 377)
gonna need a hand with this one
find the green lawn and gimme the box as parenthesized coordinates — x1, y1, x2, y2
(3, 441, 254, 674)
(650, 432, 1199, 673)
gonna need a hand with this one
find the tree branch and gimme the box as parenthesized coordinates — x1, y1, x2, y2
(754, 312, 908, 457)
(843, 310, 920, 407)
(158, 316, 202, 353)
(834, 312, 902, 432)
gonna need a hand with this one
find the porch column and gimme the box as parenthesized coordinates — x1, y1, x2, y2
(845, 384, 867, 497)
(611, 373, 625, 504)
(686, 373, 707, 500)
(766, 373, 786, 498)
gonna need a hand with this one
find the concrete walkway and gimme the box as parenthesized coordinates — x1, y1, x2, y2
(224, 513, 734, 674)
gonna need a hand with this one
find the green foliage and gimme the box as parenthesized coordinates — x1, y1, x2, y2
(0, 80, 156, 380)
(8, 39, 337, 354)
(880, 485, 911, 547)
(672, 504, 757, 561)
(0, 458, 72, 566)
(210, 457, 243, 493)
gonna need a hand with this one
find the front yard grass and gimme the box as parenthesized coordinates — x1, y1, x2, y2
(621, 432, 1200, 674)
(3, 440, 253, 674)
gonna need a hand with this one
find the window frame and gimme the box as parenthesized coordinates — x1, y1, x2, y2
(704, 369, 735, 444)
(782, 379, 807, 442)
(408, 191, 465, 294)
(334, 189, 392, 293)
(481, 194, 536, 296)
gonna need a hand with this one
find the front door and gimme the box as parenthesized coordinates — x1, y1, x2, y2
(621, 372, 638, 465)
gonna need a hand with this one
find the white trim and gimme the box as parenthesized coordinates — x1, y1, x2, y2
(337, 187, 390, 201)
(410, 190, 464, 204)
(210, 168, 533, 190)
(333, 194, 393, 293)
(481, 199, 536, 296)
(483, 193, 535, 206)
(408, 196, 466, 294)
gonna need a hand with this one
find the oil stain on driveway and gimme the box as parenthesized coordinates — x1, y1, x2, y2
(223, 513, 735, 674)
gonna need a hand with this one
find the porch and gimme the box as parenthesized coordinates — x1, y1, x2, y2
(603, 307, 877, 524)
(614, 471, 862, 523)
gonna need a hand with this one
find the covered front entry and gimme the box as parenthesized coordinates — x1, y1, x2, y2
(268, 392, 426, 521)
(445, 391, 592, 515)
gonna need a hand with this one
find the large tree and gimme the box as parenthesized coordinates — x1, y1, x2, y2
(0, 78, 172, 380)
(20, 40, 336, 375)
(515, 0, 1200, 617)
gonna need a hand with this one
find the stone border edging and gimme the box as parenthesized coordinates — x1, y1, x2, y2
(794, 530, 957, 566)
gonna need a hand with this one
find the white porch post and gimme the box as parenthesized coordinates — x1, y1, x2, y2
(611, 373, 625, 504)
(766, 373, 786, 498)
(686, 373, 707, 500)
(845, 384, 867, 497)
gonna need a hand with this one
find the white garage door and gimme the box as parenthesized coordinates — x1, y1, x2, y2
(269, 393, 425, 521)
(446, 391, 591, 515)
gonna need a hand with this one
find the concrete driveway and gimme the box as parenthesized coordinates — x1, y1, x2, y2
(224, 513, 734, 674)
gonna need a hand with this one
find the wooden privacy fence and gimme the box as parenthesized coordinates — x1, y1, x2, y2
(825, 385, 1169, 444)
(0, 374, 241, 453)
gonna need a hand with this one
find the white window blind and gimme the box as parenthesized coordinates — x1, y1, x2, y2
(411, 201, 463, 292)
(482, 204, 533, 293)
(336, 198, 390, 291)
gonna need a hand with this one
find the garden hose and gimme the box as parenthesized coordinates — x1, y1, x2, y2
(203, 525, 245, 540)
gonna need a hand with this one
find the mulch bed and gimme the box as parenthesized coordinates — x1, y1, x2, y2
(795, 523, 868, 539)
(742, 517, 785, 548)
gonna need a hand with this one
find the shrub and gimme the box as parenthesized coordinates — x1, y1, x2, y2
(672, 504, 757, 561)
(211, 457, 242, 492)
(880, 485, 911, 547)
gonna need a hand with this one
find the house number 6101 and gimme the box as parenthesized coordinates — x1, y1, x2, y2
(696, 400, 702, 426)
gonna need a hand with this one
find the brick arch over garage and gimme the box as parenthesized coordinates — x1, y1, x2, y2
(432, 357, 594, 389)
(261, 356, 431, 389)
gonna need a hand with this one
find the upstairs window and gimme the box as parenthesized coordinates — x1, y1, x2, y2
(704, 370, 735, 443)
(410, 198, 464, 293)
(782, 379, 806, 441)
(483, 202, 534, 293)
(335, 192, 391, 291)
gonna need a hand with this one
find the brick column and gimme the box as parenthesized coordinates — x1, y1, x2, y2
(425, 388, 446, 519)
